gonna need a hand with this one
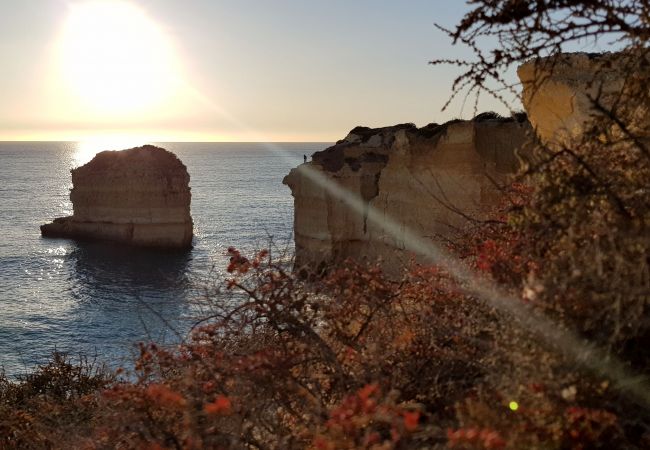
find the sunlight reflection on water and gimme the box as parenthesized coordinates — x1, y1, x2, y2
(0, 141, 322, 376)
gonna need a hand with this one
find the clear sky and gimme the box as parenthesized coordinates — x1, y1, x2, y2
(0, 0, 512, 142)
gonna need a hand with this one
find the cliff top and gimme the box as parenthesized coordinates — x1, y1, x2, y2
(73, 145, 188, 176)
(517, 51, 649, 84)
(333, 111, 526, 145)
(312, 112, 528, 172)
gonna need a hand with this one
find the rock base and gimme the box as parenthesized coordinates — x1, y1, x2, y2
(41, 217, 193, 249)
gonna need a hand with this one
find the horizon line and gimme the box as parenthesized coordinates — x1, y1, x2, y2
(0, 139, 335, 144)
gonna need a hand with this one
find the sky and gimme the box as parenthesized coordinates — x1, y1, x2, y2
(0, 0, 513, 142)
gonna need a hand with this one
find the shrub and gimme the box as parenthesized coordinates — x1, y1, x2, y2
(0, 352, 111, 449)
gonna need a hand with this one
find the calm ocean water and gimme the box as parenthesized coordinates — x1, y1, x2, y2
(0, 141, 326, 376)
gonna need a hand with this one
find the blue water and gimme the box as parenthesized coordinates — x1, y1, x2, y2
(0, 142, 325, 376)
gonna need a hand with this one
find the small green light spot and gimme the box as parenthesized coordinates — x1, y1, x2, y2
(509, 401, 519, 411)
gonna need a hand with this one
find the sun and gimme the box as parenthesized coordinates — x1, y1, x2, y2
(58, 0, 179, 115)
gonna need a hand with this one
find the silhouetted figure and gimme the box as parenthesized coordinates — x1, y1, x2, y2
(303, 154, 307, 163)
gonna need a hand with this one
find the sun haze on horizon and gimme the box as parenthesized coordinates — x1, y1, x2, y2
(58, 1, 179, 116)
(47, 0, 204, 146)
(0, 0, 511, 143)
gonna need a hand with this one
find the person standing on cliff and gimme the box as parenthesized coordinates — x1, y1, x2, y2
(303, 154, 307, 163)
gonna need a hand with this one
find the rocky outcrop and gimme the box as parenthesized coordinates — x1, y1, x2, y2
(283, 115, 531, 273)
(518, 52, 649, 148)
(41, 145, 193, 249)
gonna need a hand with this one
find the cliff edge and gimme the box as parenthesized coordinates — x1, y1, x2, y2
(41, 145, 193, 249)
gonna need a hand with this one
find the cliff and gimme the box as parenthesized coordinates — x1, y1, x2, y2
(283, 115, 531, 273)
(41, 145, 193, 249)
(518, 52, 650, 148)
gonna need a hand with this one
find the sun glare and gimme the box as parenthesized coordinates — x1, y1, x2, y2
(59, 1, 179, 115)
(73, 135, 154, 167)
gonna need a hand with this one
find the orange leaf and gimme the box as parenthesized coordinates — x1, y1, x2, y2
(403, 411, 420, 432)
(395, 329, 415, 348)
(145, 384, 186, 408)
(204, 395, 232, 415)
(358, 383, 379, 401)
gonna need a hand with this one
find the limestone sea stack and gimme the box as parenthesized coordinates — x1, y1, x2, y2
(283, 115, 532, 273)
(41, 145, 193, 249)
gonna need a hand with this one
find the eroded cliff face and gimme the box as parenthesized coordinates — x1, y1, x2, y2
(284, 117, 531, 273)
(41, 145, 193, 249)
(518, 52, 650, 148)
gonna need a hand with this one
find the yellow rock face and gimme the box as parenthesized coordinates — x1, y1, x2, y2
(41, 145, 193, 249)
(518, 53, 630, 148)
(284, 119, 532, 274)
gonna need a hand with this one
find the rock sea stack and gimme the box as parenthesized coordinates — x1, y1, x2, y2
(283, 115, 532, 274)
(41, 145, 193, 249)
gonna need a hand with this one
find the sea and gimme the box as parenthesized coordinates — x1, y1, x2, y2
(0, 141, 326, 376)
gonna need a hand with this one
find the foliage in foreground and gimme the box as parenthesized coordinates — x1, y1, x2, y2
(1, 209, 648, 448)
(0, 353, 111, 448)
